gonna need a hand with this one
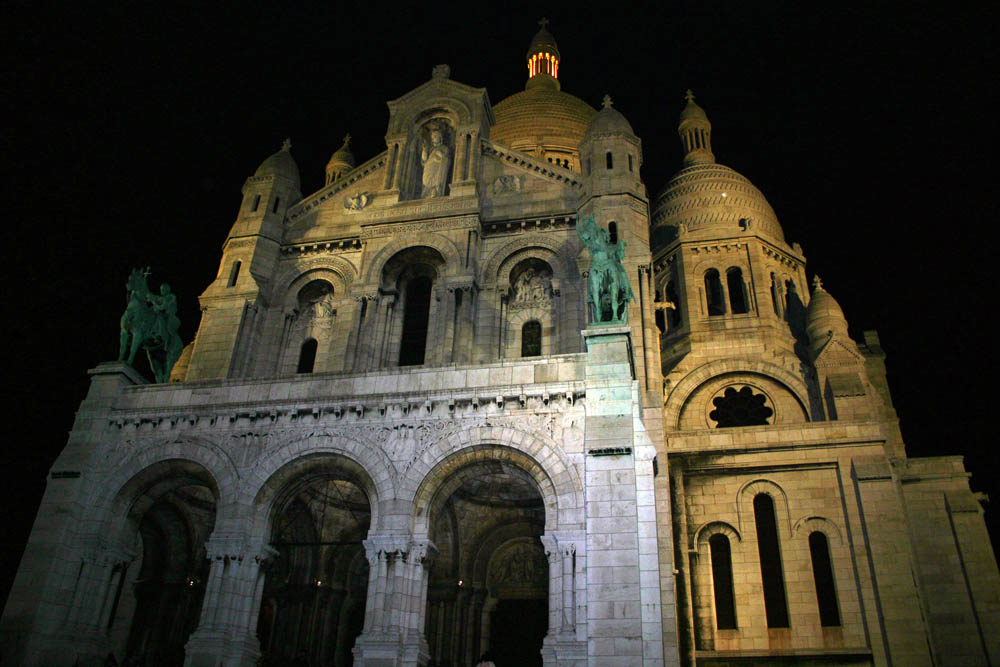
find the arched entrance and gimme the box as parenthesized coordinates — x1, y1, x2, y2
(423, 455, 548, 667)
(106, 460, 219, 666)
(256, 454, 373, 667)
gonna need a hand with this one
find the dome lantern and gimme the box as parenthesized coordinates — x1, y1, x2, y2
(526, 17, 560, 86)
(679, 90, 715, 166)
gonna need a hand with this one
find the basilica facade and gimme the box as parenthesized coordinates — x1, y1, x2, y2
(4, 23, 999, 667)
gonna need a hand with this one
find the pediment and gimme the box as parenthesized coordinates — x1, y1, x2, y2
(813, 333, 865, 366)
(481, 140, 583, 195)
(386, 73, 494, 133)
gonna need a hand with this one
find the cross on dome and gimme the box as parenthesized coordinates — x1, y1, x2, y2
(538, 17, 549, 28)
(685, 89, 696, 103)
(602, 94, 613, 109)
(282, 138, 292, 151)
(343, 134, 351, 146)
(812, 275, 824, 291)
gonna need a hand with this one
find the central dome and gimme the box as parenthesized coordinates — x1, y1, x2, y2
(489, 20, 596, 171)
(491, 80, 596, 165)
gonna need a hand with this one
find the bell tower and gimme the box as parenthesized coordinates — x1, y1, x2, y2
(185, 139, 302, 381)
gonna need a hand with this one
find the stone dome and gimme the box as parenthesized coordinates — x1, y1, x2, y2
(254, 138, 300, 191)
(805, 276, 850, 347)
(584, 96, 635, 138)
(491, 77, 596, 158)
(652, 162, 785, 248)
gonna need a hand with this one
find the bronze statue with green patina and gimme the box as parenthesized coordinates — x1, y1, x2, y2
(577, 215, 634, 324)
(119, 267, 183, 383)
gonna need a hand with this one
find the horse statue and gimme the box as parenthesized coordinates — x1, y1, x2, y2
(577, 216, 634, 324)
(118, 267, 184, 383)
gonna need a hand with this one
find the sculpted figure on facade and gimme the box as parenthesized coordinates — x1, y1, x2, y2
(420, 124, 452, 198)
(512, 266, 552, 304)
(577, 216, 633, 323)
(118, 267, 183, 383)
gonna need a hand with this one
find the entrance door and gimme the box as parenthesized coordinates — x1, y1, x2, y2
(490, 598, 546, 666)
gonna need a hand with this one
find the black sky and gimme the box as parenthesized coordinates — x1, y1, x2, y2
(2, 1, 998, 605)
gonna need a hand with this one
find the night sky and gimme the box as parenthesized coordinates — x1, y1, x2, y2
(3, 1, 998, 605)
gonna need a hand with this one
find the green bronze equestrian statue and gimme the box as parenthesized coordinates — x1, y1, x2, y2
(118, 267, 184, 383)
(577, 215, 634, 324)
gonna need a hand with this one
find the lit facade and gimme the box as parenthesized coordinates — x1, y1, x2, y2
(3, 23, 999, 667)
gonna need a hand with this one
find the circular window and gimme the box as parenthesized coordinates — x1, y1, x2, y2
(709, 385, 774, 427)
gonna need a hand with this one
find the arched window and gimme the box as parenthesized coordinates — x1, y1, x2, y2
(754, 493, 789, 628)
(399, 276, 432, 366)
(251, 194, 261, 212)
(521, 320, 542, 357)
(709, 534, 737, 629)
(227, 261, 241, 288)
(727, 268, 749, 314)
(770, 273, 782, 316)
(272, 196, 281, 213)
(297, 338, 317, 373)
(606, 151, 613, 169)
(705, 269, 726, 316)
(608, 221, 618, 245)
(628, 154, 633, 172)
(666, 281, 681, 328)
(809, 532, 841, 626)
(463, 133, 472, 179)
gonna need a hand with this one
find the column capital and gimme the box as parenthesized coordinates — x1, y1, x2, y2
(204, 534, 274, 563)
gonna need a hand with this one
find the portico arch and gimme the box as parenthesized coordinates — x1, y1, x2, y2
(413, 444, 551, 667)
(251, 452, 379, 666)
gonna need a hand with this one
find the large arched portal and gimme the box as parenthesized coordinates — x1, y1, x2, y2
(256, 455, 373, 667)
(104, 460, 219, 666)
(424, 456, 548, 667)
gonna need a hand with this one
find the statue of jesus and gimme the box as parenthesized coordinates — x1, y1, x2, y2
(420, 126, 452, 198)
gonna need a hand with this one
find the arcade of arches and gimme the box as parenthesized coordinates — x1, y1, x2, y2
(95, 449, 552, 667)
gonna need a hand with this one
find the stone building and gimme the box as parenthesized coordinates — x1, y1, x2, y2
(3, 22, 999, 667)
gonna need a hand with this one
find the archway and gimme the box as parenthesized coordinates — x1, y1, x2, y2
(423, 455, 548, 667)
(106, 460, 219, 666)
(256, 455, 373, 667)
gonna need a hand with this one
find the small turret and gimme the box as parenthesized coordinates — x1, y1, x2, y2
(579, 95, 644, 198)
(325, 134, 355, 185)
(235, 138, 302, 235)
(679, 90, 715, 166)
(805, 276, 851, 356)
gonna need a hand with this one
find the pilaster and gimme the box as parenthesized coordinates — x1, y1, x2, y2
(582, 327, 665, 666)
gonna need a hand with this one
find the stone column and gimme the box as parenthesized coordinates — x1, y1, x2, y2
(354, 534, 436, 667)
(540, 532, 587, 666)
(185, 536, 277, 667)
(58, 545, 136, 664)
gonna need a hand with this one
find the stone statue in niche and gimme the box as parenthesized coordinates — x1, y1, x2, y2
(420, 124, 452, 198)
(512, 267, 552, 304)
(296, 280, 336, 330)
